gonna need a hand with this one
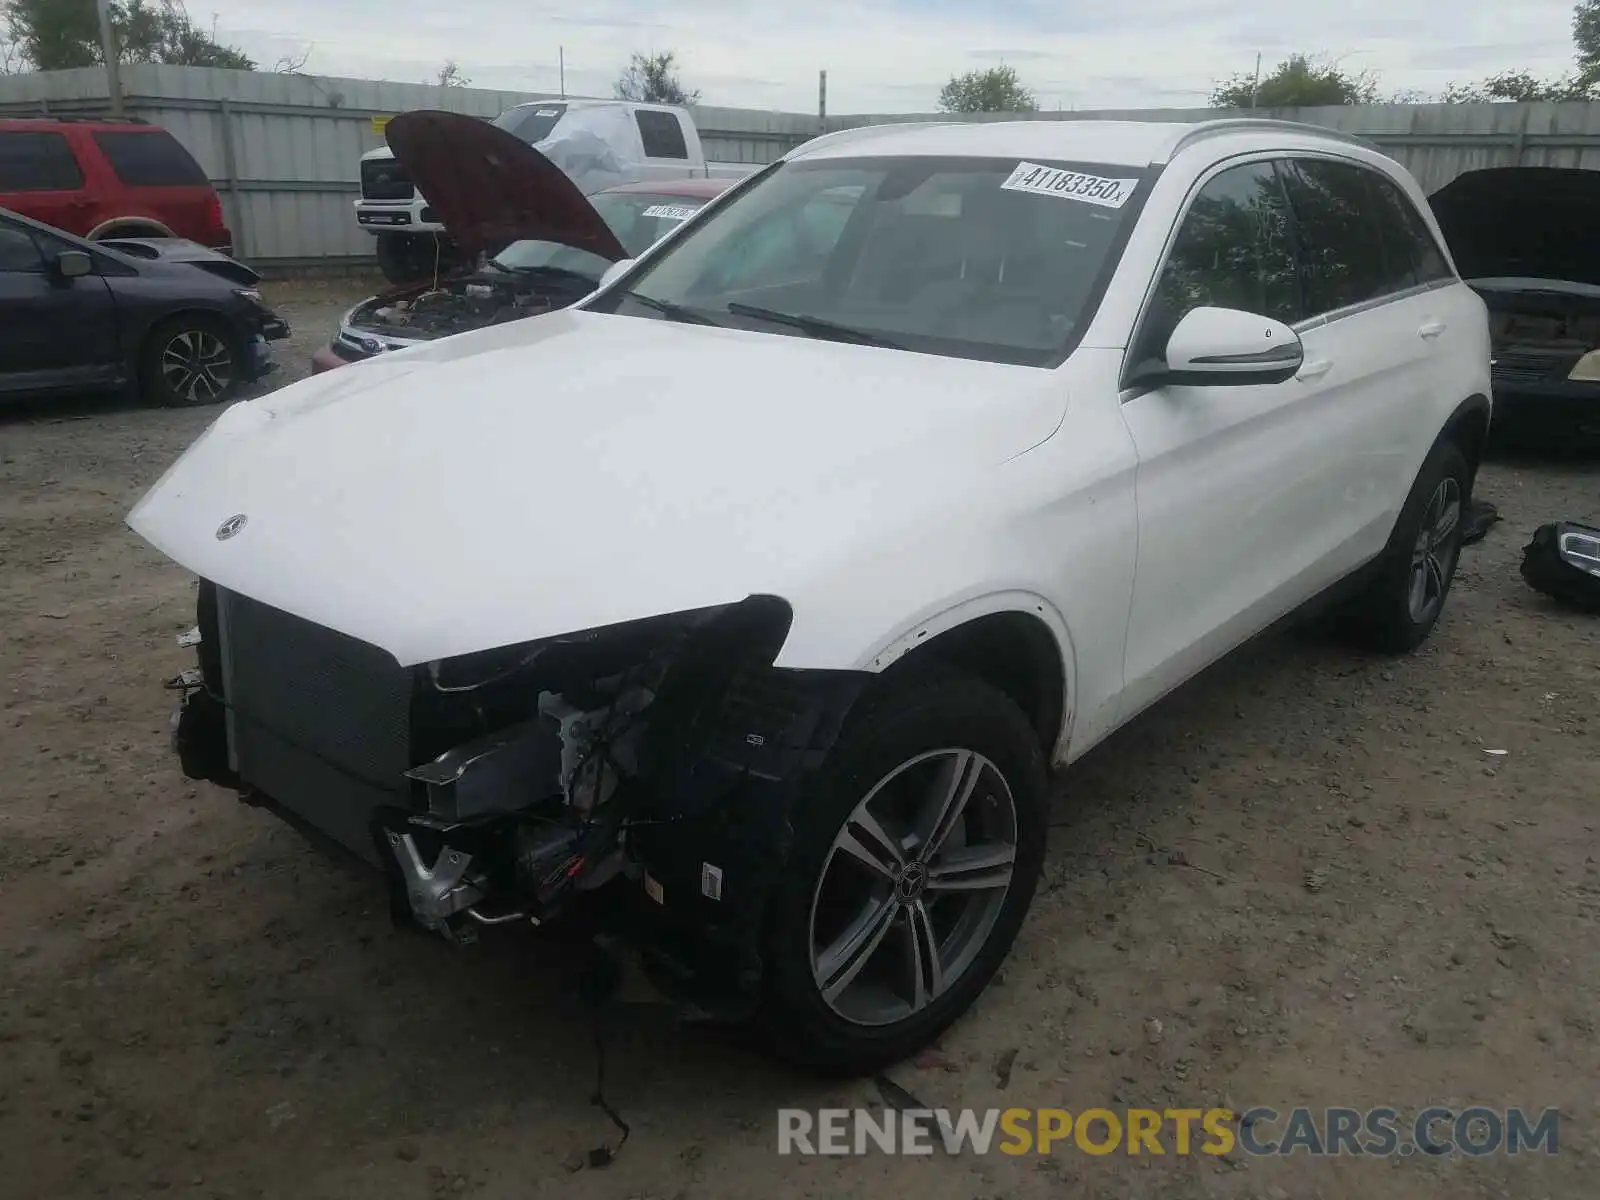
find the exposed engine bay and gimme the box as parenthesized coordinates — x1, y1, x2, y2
(168, 584, 867, 1014)
(1475, 279, 1600, 389)
(345, 263, 599, 344)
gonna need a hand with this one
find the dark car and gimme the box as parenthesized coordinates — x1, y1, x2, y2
(0, 116, 233, 251)
(311, 111, 734, 373)
(0, 207, 288, 406)
(1431, 165, 1600, 442)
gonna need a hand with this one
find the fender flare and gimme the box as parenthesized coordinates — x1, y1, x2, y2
(855, 589, 1079, 760)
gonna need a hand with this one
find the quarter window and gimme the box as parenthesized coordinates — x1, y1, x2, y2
(0, 131, 85, 192)
(91, 130, 209, 186)
(1365, 170, 1452, 287)
(1139, 160, 1299, 362)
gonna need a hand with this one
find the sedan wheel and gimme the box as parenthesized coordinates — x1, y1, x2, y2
(810, 749, 1018, 1026)
(160, 329, 234, 405)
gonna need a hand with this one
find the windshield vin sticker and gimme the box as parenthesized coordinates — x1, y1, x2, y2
(641, 204, 700, 221)
(1001, 162, 1138, 208)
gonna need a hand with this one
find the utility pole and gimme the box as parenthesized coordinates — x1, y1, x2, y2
(1249, 51, 1262, 108)
(559, 46, 566, 98)
(96, 0, 124, 117)
(818, 69, 827, 120)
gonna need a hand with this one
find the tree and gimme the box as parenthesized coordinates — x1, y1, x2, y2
(937, 64, 1037, 113)
(3, 0, 254, 71)
(1576, 0, 1600, 78)
(1440, 69, 1597, 102)
(434, 59, 469, 88)
(613, 50, 699, 105)
(1210, 54, 1378, 107)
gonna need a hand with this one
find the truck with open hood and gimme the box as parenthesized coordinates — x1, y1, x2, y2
(356, 99, 755, 282)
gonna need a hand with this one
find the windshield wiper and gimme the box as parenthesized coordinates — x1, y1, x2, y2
(618, 290, 722, 326)
(724, 302, 902, 349)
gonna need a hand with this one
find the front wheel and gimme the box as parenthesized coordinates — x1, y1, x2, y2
(139, 316, 241, 407)
(762, 675, 1047, 1076)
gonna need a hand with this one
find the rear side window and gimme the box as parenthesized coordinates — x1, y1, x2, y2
(636, 110, 688, 160)
(91, 130, 209, 187)
(1279, 158, 1401, 315)
(0, 131, 85, 191)
(1364, 171, 1452, 287)
(1139, 160, 1300, 360)
(0, 223, 44, 271)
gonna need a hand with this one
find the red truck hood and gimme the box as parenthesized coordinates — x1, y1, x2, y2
(383, 109, 628, 261)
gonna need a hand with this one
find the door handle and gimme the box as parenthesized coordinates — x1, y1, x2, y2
(1296, 358, 1333, 381)
(1419, 320, 1446, 339)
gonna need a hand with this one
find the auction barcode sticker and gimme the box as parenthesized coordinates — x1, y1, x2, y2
(642, 204, 700, 221)
(1000, 162, 1138, 208)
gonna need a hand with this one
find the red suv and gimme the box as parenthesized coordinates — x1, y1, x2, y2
(0, 117, 231, 252)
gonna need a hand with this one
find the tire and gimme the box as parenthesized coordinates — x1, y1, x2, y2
(139, 315, 242, 408)
(1340, 438, 1471, 654)
(761, 674, 1047, 1076)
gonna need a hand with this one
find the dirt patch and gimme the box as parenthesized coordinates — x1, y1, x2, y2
(2, 310, 1597, 1198)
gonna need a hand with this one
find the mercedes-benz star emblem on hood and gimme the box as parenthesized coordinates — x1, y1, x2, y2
(215, 514, 248, 540)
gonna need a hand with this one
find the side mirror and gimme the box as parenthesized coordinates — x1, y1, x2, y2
(55, 249, 94, 280)
(1158, 306, 1303, 386)
(598, 258, 636, 290)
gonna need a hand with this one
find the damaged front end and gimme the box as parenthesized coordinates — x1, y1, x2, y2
(168, 583, 866, 1013)
(329, 266, 598, 364)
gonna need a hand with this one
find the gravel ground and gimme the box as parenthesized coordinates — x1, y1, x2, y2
(2, 279, 1598, 1200)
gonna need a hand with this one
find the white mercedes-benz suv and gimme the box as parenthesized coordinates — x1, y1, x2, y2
(129, 117, 1491, 1074)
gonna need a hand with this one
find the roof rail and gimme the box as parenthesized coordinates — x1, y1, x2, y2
(1162, 117, 1376, 160)
(788, 119, 956, 159)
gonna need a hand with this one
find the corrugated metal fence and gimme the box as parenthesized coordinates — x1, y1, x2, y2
(5, 65, 1600, 267)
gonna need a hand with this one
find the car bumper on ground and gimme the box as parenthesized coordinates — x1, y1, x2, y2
(1490, 376, 1600, 439)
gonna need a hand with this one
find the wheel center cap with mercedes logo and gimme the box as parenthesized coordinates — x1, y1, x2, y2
(215, 513, 248, 540)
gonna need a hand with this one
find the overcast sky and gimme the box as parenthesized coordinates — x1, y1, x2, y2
(205, 0, 1587, 112)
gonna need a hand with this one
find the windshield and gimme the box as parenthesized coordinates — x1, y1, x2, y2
(586, 155, 1147, 366)
(489, 191, 712, 280)
(491, 103, 568, 144)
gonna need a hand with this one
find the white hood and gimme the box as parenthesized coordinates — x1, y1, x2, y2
(128, 311, 1067, 668)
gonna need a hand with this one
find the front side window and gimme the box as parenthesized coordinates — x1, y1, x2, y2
(92, 130, 208, 187)
(0, 131, 85, 192)
(1137, 159, 1299, 362)
(589, 155, 1147, 366)
(0, 223, 44, 272)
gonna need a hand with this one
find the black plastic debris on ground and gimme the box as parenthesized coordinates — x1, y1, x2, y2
(1460, 499, 1501, 547)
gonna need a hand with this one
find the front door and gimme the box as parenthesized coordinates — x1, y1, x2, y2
(1117, 157, 1356, 717)
(0, 218, 119, 397)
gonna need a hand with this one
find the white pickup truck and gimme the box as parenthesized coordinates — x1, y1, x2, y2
(356, 98, 756, 280)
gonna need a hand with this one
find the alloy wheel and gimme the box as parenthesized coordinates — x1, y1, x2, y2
(808, 748, 1019, 1027)
(1408, 476, 1462, 623)
(161, 329, 233, 404)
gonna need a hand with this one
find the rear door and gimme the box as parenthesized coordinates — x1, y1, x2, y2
(0, 128, 91, 235)
(0, 218, 119, 396)
(88, 128, 219, 244)
(1277, 156, 1459, 568)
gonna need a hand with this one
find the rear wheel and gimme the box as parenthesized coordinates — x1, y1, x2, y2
(1340, 439, 1470, 653)
(139, 316, 241, 407)
(761, 675, 1047, 1076)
